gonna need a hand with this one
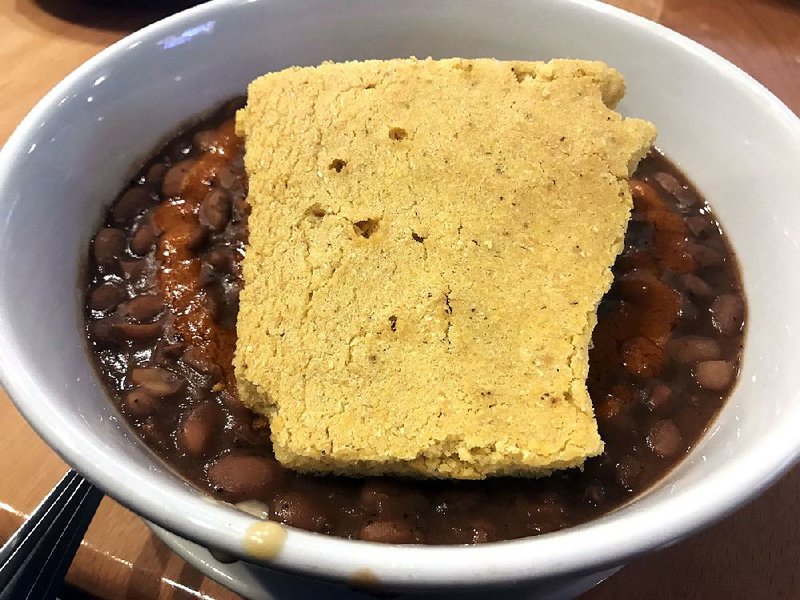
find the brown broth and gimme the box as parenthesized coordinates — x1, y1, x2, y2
(85, 101, 745, 544)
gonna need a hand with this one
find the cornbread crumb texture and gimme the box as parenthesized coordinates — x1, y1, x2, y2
(235, 58, 657, 479)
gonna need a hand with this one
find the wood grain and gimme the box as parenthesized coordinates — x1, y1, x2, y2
(0, 392, 237, 599)
(0, 0, 797, 598)
(610, 0, 800, 115)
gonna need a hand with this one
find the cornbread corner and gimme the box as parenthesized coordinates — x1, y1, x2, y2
(234, 57, 657, 479)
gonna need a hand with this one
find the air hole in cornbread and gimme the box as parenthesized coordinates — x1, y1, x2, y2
(329, 158, 347, 172)
(388, 127, 408, 141)
(511, 66, 536, 83)
(305, 203, 326, 219)
(353, 218, 380, 239)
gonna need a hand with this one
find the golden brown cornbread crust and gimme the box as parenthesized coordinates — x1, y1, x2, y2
(234, 58, 657, 479)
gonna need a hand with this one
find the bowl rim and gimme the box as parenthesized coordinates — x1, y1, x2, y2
(1, 0, 799, 587)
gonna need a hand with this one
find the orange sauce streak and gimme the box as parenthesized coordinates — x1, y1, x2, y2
(630, 180, 695, 274)
(589, 179, 690, 383)
(154, 119, 242, 391)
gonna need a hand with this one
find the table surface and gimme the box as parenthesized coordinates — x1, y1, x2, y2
(1, 0, 798, 598)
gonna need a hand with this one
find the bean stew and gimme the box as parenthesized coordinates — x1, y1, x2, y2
(84, 100, 745, 545)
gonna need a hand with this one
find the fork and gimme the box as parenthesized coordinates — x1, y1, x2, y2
(0, 470, 103, 599)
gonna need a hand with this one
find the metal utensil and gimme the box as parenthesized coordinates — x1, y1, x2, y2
(0, 470, 103, 599)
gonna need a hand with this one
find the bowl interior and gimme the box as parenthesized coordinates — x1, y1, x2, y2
(0, 0, 799, 587)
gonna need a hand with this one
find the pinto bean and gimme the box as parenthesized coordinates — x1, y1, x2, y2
(93, 228, 126, 270)
(151, 341, 186, 364)
(646, 383, 673, 412)
(359, 520, 418, 544)
(687, 216, 717, 239)
(88, 317, 120, 348)
(162, 159, 197, 198)
(123, 295, 163, 323)
(667, 336, 722, 365)
(646, 420, 684, 458)
(181, 346, 222, 383)
(652, 172, 697, 208)
(119, 258, 147, 281)
(710, 294, 745, 336)
(123, 389, 159, 419)
(193, 129, 223, 152)
(207, 454, 284, 502)
(694, 360, 735, 391)
(143, 163, 168, 191)
(114, 320, 163, 344)
(89, 282, 126, 312)
(112, 187, 153, 226)
(615, 455, 645, 491)
(185, 225, 209, 253)
(130, 218, 162, 255)
(688, 242, 724, 268)
(679, 273, 714, 298)
(271, 491, 333, 533)
(178, 402, 221, 457)
(130, 367, 186, 397)
(199, 189, 232, 233)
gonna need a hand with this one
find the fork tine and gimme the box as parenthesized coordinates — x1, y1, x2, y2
(0, 471, 80, 580)
(20, 482, 103, 600)
(0, 471, 103, 600)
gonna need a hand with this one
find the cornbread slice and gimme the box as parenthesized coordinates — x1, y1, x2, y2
(235, 58, 656, 479)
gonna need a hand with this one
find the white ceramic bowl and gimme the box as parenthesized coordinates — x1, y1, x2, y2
(1, 0, 799, 594)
